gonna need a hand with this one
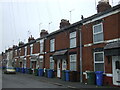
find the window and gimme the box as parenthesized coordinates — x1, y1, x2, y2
(25, 47, 27, 56)
(94, 52, 104, 72)
(62, 60, 67, 70)
(115, 61, 120, 69)
(50, 57, 54, 69)
(30, 44, 33, 55)
(15, 50, 17, 56)
(50, 39, 55, 52)
(19, 48, 21, 56)
(23, 58, 26, 68)
(93, 23, 104, 43)
(40, 40, 44, 53)
(70, 31, 76, 48)
(70, 54, 77, 71)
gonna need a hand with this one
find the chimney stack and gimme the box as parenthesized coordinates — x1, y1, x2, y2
(59, 19, 71, 29)
(28, 35, 35, 42)
(13, 45, 17, 49)
(40, 29, 48, 38)
(97, 0, 111, 13)
(19, 41, 24, 46)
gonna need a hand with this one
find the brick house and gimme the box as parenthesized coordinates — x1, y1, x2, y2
(80, 2, 120, 86)
(14, 30, 48, 71)
(41, 1, 120, 86)
(4, 48, 14, 67)
(3, 0, 120, 87)
(0, 52, 6, 68)
(44, 19, 81, 80)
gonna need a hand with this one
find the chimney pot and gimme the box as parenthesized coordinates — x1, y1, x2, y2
(40, 29, 48, 38)
(97, 0, 111, 13)
(28, 35, 35, 42)
(59, 19, 71, 29)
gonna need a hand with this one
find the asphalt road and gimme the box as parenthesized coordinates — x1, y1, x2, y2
(2, 71, 66, 88)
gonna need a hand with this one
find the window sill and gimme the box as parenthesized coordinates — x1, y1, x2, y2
(93, 41, 104, 45)
(70, 47, 77, 49)
(40, 52, 44, 54)
(50, 51, 55, 53)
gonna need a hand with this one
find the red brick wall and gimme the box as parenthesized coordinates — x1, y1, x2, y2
(27, 45, 30, 55)
(103, 75, 113, 86)
(82, 23, 93, 45)
(104, 56, 112, 73)
(82, 47, 94, 72)
(45, 38, 50, 53)
(20, 47, 25, 56)
(44, 53, 50, 69)
(55, 31, 69, 50)
(33, 42, 40, 54)
(103, 14, 119, 40)
(82, 13, 119, 45)
(26, 57, 30, 68)
(45, 29, 80, 52)
(82, 13, 119, 85)
(45, 29, 80, 71)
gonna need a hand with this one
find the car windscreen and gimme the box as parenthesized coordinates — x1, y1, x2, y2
(7, 67, 15, 69)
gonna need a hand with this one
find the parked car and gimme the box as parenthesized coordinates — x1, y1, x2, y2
(4, 67, 16, 74)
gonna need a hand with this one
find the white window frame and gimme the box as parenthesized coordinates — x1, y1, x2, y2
(50, 39, 55, 52)
(70, 31, 76, 48)
(70, 54, 77, 71)
(23, 58, 26, 68)
(25, 46, 27, 56)
(15, 50, 17, 56)
(40, 39, 44, 53)
(30, 44, 33, 55)
(7, 52, 9, 60)
(94, 51, 105, 72)
(93, 23, 104, 44)
(50, 56, 54, 69)
(19, 48, 21, 56)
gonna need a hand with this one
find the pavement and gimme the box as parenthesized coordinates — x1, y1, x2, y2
(14, 72, 119, 89)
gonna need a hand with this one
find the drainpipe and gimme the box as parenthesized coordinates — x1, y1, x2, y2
(43, 37, 46, 70)
(79, 26, 82, 83)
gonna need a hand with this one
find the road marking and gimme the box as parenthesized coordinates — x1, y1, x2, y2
(67, 85, 76, 88)
(53, 83, 63, 86)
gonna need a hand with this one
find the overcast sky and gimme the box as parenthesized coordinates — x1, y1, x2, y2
(0, 0, 119, 53)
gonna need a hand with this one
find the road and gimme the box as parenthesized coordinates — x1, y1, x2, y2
(2, 70, 117, 89)
(2, 71, 67, 88)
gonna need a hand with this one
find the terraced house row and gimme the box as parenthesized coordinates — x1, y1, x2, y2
(2, 1, 120, 87)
